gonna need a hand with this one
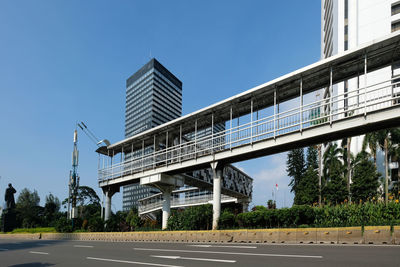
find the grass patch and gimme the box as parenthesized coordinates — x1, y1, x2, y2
(10, 227, 56, 234)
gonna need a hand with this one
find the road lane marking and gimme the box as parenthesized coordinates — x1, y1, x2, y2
(87, 257, 183, 267)
(29, 251, 49, 255)
(74, 245, 94, 248)
(189, 244, 257, 249)
(151, 255, 236, 263)
(134, 248, 323, 259)
(0, 248, 9, 251)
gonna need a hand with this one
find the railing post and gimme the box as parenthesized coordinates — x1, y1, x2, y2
(364, 53, 368, 117)
(111, 150, 114, 179)
(274, 88, 277, 139)
(179, 124, 182, 163)
(211, 112, 214, 152)
(121, 146, 124, 178)
(330, 67, 333, 125)
(141, 140, 144, 172)
(357, 62, 360, 109)
(165, 131, 168, 167)
(153, 135, 156, 169)
(300, 77, 303, 132)
(250, 98, 253, 145)
(194, 119, 197, 159)
(230, 106, 232, 150)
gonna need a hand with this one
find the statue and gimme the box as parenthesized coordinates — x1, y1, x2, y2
(5, 183, 16, 210)
(2, 183, 16, 232)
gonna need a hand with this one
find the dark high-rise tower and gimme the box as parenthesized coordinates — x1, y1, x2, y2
(123, 58, 182, 211)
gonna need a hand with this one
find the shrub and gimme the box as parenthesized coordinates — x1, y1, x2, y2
(55, 217, 73, 233)
(237, 210, 265, 228)
(88, 216, 104, 232)
(167, 204, 212, 230)
(218, 210, 236, 229)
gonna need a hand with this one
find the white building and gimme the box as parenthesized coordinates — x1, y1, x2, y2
(321, 0, 400, 155)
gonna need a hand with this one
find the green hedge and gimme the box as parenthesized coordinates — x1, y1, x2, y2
(167, 204, 212, 230)
(231, 202, 400, 229)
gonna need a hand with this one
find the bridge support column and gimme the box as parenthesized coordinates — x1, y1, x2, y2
(242, 201, 249, 213)
(102, 186, 119, 222)
(162, 187, 172, 230)
(211, 162, 223, 230)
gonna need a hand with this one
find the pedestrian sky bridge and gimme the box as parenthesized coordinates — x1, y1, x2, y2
(97, 32, 400, 229)
(138, 187, 238, 215)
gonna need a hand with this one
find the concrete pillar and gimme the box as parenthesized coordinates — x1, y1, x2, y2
(242, 201, 249, 213)
(102, 186, 119, 222)
(162, 188, 172, 230)
(104, 191, 112, 221)
(211, 162, 222, 230)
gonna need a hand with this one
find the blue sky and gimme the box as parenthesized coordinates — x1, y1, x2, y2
(0, 0, 321, 211)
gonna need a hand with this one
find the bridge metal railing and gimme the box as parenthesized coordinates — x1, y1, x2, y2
(99, 77, 400, 182)
(138, 187, 237, 215)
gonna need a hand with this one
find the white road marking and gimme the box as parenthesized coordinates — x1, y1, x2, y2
(74, 245, 94, 248)
(134, 248, 323, 259)
(189, 244, 257, 249)
(151, 255, 236, 263)
(29, 251, 49, 255)
(87, 257, 184, 267)
(0, 248, 9, 251)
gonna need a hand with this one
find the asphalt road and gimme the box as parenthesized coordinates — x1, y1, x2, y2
(0, 239, 399, 267)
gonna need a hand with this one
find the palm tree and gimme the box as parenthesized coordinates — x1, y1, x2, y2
(323, 142, 347, 204)
(323, 142, 343, 179)
(377, 128, 400, 204)
(341, 137, 353, 203)
(362, 132, 380, 168)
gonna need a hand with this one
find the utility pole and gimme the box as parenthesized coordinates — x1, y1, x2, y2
(68, 129, 80, 221)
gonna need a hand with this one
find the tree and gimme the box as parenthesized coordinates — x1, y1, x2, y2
(43, 193, 61, 226)
(351, 151, 380, 202)
(389, 130, 400, 198)
(16, 188, 42, 228)
(306, 146, 318, 169)
(17, 188, 40, 207)
(322, 143, 347, 204)
(373, 128, 400, 204)
(286, 148, 305, 196)
(294, 146, 319, 205)
(267, 199, 276, 209)
(62, 185, 101, 218)
(362, 131, 380, 167)
(76, 186, 100, 206)
(126, 208, 143, 231)
(295, 166, 319, 205)
(323, 143, 343, 179)
(323, 166, 347, 204)
(342, 137, 353, 202)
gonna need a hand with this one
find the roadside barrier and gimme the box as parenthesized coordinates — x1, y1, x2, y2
(296, 228, 317, 244)
(316, 228, 338, 244)
(338, 227, 363, 244)
(1, 226, 398, 245)
(278, 229, 297, 243)
(364, 226, 392, 244)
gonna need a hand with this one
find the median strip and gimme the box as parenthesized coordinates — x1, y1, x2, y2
(134, 248, 323, 259)
(87, 257, 183, 267)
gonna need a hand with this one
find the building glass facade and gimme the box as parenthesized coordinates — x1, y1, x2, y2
(122, 58, 182, 211)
